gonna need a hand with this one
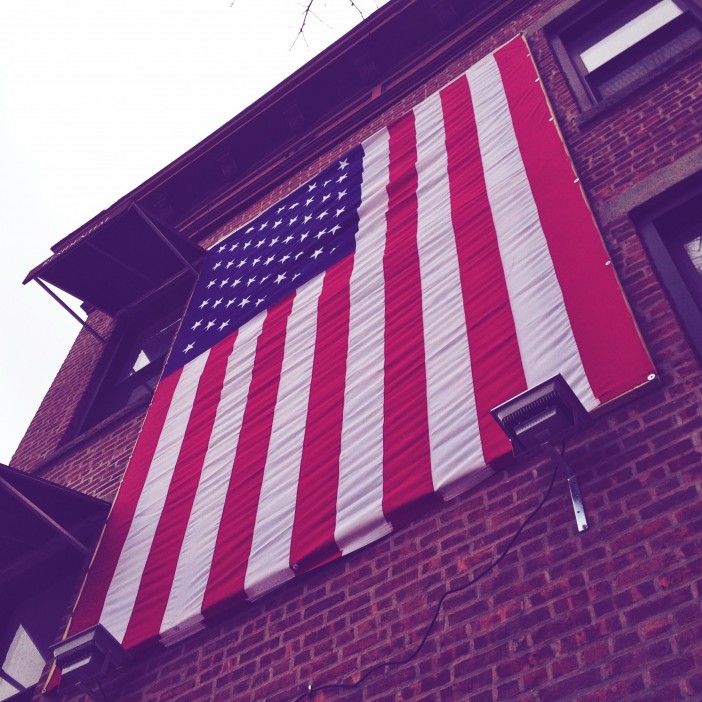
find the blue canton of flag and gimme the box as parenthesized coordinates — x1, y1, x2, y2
(165, 145, 364, 375)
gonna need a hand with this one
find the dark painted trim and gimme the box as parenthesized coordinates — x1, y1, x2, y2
(633, 176, 702, 363)
(596, 145, 702, 226)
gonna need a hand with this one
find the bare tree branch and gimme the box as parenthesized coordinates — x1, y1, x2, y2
(290, 0, 368, 50)
(348, 1, 365, 21)
(291, 0, 317, 50)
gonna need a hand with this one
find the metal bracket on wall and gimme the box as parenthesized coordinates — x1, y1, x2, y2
(0, 475, 91, 554)
(34, 278, 106, 343)
(133, 203, 200, 278)
(542, 442, 589, 532)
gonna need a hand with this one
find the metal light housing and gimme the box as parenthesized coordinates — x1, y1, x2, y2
(490, 374, 591, 456)
(51, 625, 129, 688)
(491, 374, 592, 532)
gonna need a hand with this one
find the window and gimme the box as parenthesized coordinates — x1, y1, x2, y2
(84, 312, 182, 428)
(636, 177, 702, 360)
(78, 277, 193, 431)
(549, 0, 702, 109)
(0, 577, 78, 702)
(0, 627, 43, 701)
(0, 465, 108, 701)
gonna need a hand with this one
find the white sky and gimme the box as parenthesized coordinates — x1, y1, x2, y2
(0, 0, 388, 464)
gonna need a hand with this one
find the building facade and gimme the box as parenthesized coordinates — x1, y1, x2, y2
(5, 0, 702, 700)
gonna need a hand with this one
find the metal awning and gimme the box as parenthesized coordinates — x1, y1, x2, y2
(24, 204, 205, 316)
(0, 464, 109, 595)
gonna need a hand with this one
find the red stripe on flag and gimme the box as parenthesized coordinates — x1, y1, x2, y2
(121, 335, 237, 649)
(440, 75, 526, 466)
(382, 112, 438, 526)
(67, 368, 183, 635)
(202, 295, 295, 616)
(290, 257, 354, 573)
(495, 38, 654, 402)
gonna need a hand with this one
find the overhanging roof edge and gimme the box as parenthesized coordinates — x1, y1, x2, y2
(0, 463, 110, 511)
(24, 0, 418, 284)
(25, 0, 528, 291)
(23, 204, 205, 315)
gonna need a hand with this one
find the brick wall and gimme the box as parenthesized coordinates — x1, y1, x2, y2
(15, 0, 702, 699)
(11, 311, 115, 473)
(40, 413, 702, 701)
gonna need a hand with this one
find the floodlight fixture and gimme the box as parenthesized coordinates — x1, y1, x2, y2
(51, 624, 129, 690)
(491, 374, 591, 532)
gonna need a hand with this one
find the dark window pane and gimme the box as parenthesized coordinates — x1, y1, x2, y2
(636, 183, 702, 360)
(683, 234, 702, 275)
(0, 576, 79, 702)
(120, 318, 181, 380)
(0, 626, 44, 701)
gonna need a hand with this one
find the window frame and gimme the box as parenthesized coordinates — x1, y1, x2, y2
(82, 311, 182, 429)
(0, 573, 86, 702)
(635, 176, 702, 362)
(547, 0, 702, 112)
(0, 625, 45, 702)
(73, 276, 194, 434)
(0, 465, 109, 702)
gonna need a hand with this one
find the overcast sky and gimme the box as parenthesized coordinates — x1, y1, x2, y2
(0, 0, 389, 465)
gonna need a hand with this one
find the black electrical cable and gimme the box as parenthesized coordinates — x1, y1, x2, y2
(290, 459, 561, 702)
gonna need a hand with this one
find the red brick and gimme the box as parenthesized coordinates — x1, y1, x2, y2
(539, 668, 604, 702)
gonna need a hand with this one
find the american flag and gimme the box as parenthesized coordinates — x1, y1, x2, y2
(63, 37, 654, 653)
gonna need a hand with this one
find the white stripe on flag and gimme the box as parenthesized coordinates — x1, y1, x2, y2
(99, 350, 211, 643)
(245, 275, 325, 599)
(335, 128, 392, 555)
(467, 54, 597, 408)
(413, 90, 487, 498)
(160, 315, 266, 638)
